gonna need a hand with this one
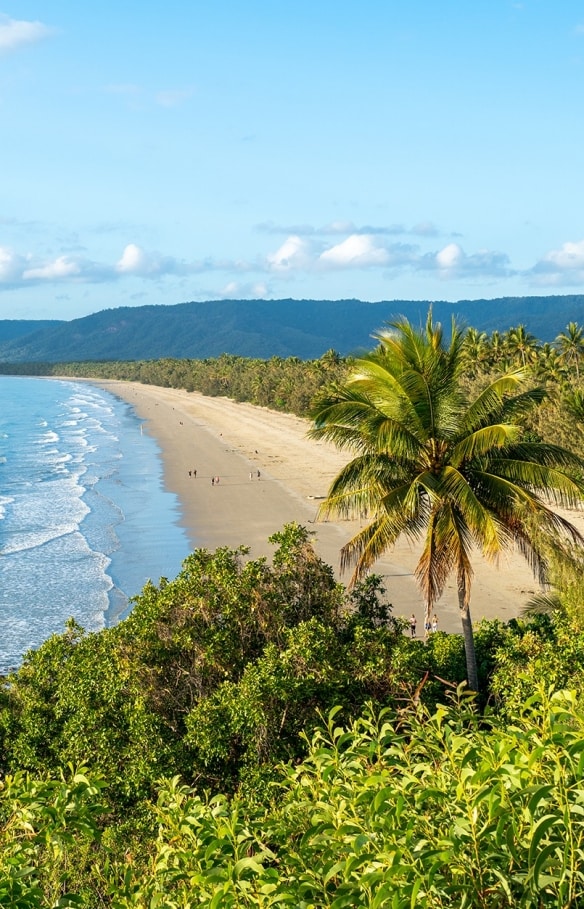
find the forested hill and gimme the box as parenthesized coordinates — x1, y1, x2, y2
(0, 319, 61, 345)
(2, 294, 584, 362)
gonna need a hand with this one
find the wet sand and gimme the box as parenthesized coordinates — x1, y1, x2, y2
(88, 380, 562, 633)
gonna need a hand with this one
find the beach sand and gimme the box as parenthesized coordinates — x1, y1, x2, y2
(90, 380, 569, 633)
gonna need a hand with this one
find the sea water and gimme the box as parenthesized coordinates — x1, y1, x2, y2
(0, 376, 192, 673)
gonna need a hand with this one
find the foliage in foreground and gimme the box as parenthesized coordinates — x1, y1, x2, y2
(0, 525, 421, 808)
(2, 689, 584, 907)
(3, 523, 584, 905)
(0, 770, 105, 909)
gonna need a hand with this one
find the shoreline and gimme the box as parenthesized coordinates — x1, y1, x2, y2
(86, 380, 547, 633)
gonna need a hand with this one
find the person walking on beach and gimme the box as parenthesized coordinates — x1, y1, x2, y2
(211, 476, 215, 486)
(193, 469, 197, 478)
(257, 470, 261, 479)
(431, 614, 438, 633)
(409, 614, 416, 638)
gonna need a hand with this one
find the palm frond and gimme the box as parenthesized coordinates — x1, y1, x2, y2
(415, 508, 458, 612)
(521, 591, 563, 618)
(451, 423, 520, 465)
(339, 510, 421, 585)
(490, 458, 584, 510)
(436, 466, 504, 560)
(502, 442, 584, 472)
(461, 369, 529, 431)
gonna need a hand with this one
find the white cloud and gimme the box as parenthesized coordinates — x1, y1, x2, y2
(0, 14, 54, 53)
(263, 231, 511, 280)
(436, 242, 463, 270)
(319, 235, 390, 268)
(530, 239, 584, 286)
(116, 243, 149, 275)
(0, 240, 256, 292)
(0, 246, 26, 282)
(23, 256, 81, 280)
(116, 243, 193, 277)
(267, 235, 311, 271)
(538, 239, 584, 270)
(418, 243, 513, 278)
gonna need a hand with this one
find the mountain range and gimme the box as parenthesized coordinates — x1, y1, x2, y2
(2, 295, 584, 363)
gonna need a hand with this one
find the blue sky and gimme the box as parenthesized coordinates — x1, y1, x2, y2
(2, 2, 584, 320)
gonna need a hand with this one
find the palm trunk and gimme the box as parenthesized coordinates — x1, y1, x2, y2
(458, 577, 479, 692)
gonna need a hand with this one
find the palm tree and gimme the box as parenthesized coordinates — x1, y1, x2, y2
(535, 342, 567, 385)
(556, 322, 584, 381)
(461, 327, 489, 376)
(309, 313, 584, 691)
(320, 348, 343, 369)
(503, 324, 539, 368)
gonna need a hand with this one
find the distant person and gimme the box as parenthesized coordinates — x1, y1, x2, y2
(409, 614, 416, 638)
(193, 469, 197, 478)
(257, 470, 261, 479)
(188, 470, 192, 477)
(424, 618, 431, 636)
(249, 471, 253, 481)
(211, 476, 215, 486)
(431, 614, 438, 633)
(215, 476, 220, 484)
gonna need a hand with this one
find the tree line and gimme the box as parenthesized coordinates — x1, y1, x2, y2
(3, 319, 584, 434)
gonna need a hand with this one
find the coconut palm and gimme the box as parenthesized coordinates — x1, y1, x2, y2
(503, 324, 539, 368)
(461, 327, 489, 375)
(556, 322, 584, 381)
(535, 342, 567, 385)
(309, 313, 584, 691)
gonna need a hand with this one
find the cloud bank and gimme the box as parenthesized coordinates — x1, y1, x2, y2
(1, 227, 583, 297)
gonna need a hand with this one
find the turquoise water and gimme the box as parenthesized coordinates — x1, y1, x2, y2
(0, 376, 191, 672)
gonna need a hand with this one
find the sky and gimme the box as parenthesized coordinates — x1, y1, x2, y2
(1, 1, 584, 321)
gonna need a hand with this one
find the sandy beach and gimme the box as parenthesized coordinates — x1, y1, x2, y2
(90, 380, 563, 633)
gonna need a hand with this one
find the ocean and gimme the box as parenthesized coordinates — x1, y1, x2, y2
(0, 376, 192, 674)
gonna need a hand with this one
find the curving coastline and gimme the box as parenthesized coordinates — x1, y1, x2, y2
(88, 380, 547, 633)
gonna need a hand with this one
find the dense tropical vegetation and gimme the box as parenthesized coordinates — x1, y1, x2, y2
(3, 316, 584, 446)
(3, 315, 584, 905)
(2, 524, 584, 906)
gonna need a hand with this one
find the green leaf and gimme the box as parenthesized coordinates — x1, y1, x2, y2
(233, 856, 265, 878)
(528, 814, 562, 869)
(532, 842, 562, 890)
(527, 784, 554, 818)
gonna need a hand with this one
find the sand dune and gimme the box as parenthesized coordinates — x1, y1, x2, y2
(90, 380, 576, 634)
